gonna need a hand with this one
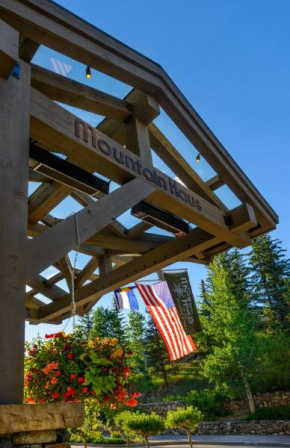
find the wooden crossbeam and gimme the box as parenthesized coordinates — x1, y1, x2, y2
(28, 275, 67, 301)
(26, 178, 156, 282)
(126, 221, 152, 239)
(149, 123, 227, 210)
(28, 181, 70, 224)
(206, 175, 224, 191)
(71, 191, 127, 238)
(0, 19, 18, 79)
(57, 255, 73, 291)
(19, 36, 39, 62)
(31, 64, 133, 121)
(30, 89, 254, 248)
(75, 257, 99, 289)
(36, 201, 257, 323)
(37, 228, 220, 322)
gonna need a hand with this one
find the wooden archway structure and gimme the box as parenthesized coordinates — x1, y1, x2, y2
(0, 0, 278, 404)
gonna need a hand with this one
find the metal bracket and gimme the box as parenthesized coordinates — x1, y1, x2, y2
(11, 63, 21, 80)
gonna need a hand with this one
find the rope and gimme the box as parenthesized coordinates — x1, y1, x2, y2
(68, 213, 80, 329)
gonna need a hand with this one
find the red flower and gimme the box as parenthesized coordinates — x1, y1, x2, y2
(91, 390, 95, 395)
(56, 370, 61, 376)
(132, 392, 142, 398)
(51, 392, 59, 399)
(126, 397, 138, 407)
(78, 377, 85, 384)
(67, 387, 76, 396)
(70, 373, 76, 379)
(67, 353, 73, 359)
(82, 387, 88, 394)
(40, 398, 45, 403)
(103, 396, 110, 402)
(27, 397, 34, 403)
(51, 377, 58, 385)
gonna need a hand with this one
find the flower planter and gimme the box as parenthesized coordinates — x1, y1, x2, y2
(0, 402, 84, 434)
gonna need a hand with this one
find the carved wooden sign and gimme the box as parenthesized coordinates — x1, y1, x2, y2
(75, 118, 202, 212)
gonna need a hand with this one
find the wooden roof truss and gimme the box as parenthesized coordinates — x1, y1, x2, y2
(0, 0, 278, 325)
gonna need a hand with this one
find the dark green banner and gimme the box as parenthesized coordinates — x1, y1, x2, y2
(163, 271, 202, 334)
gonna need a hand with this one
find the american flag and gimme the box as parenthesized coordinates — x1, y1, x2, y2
(49, 57, 72, 77)
(136, 281, 196, 361)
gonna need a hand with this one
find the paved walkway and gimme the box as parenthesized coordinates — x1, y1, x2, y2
(149, 435, 290, 446)
(72, 434, 290, 448)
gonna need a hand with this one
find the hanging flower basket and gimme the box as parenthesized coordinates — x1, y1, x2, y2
(25, 331, 141, 407)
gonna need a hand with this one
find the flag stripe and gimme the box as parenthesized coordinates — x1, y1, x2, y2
(136, 283, 196, 361)
(148, 285, 182, 359)
(138, 284, 178, 360)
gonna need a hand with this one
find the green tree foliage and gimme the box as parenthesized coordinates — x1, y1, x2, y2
(91, 298, 126, 347)
(144, 310, 169, 388)
(115, 410, 135, 447)
(122, 412, 165, 448)
(126, 310, 146, 373)
(165, 406, 203, 448)
(200, 251, 258, 413)
(76, 311, 94, 341)
(250, 235, 290, 331)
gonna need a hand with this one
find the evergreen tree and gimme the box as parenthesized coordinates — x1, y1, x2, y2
(144, 311, 169, 388)
(201, 251, 258, 413)
(90, 297, 126, 346)
(250, 235, 290, 331)
(75, 311, 94, 341)
(126, 310, 146, 373)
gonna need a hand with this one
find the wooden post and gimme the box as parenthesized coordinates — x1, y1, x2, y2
(0, 24, 31, 403)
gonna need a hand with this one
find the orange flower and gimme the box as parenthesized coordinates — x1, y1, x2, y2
(42, 361, 58, 374)
(51, 377, 58, 384)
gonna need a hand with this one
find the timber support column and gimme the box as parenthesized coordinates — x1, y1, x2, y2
(0, 21, 31, 403)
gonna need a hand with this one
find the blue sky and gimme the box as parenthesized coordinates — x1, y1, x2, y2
(25, 0, 290, 340)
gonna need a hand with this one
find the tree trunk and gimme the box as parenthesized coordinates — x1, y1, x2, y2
(185, 429, 193, 448)
(155, 328, 169, 388)
(242, 373, 255, 413)
(145, 436, 150, 448)
(126, 434, 129, 448)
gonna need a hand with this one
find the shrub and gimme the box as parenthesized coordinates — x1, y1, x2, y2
(25, 331, 141, 407)
(165, 406, 203, 448)
(122, 412, 165, 448)
(184, 389, 230, 420)
(245, 406, 290, 421)
(115, 410, 135, 447)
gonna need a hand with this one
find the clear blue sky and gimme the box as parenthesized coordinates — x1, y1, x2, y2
(25, 0, 290, 340)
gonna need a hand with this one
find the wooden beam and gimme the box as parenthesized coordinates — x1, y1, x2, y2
(26, 178, 156, 282)
(38, 228, 220, 321)
(29, 167, 50, 183)
(28, 181, 71, 223)
(28, 275, 67, 301)
(75, 257, 99, 289)
(126, 221, 152, 239)
(0, 56, 30, 403)
(37, 202, 257, 323)
(57, 255, 73, 291)
(19, 36, 39, 62)
(0, 19, 18, 79)
(30, 89, 253, 248)
(0, 0, 277, 228)
(149, 123, 227, 210)
(31, 64, 133, 121)
(71, 191, 127, 238)
(206, 174, 224, 191)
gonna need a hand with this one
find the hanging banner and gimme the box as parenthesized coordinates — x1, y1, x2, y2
(163, 271, 202, 334)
